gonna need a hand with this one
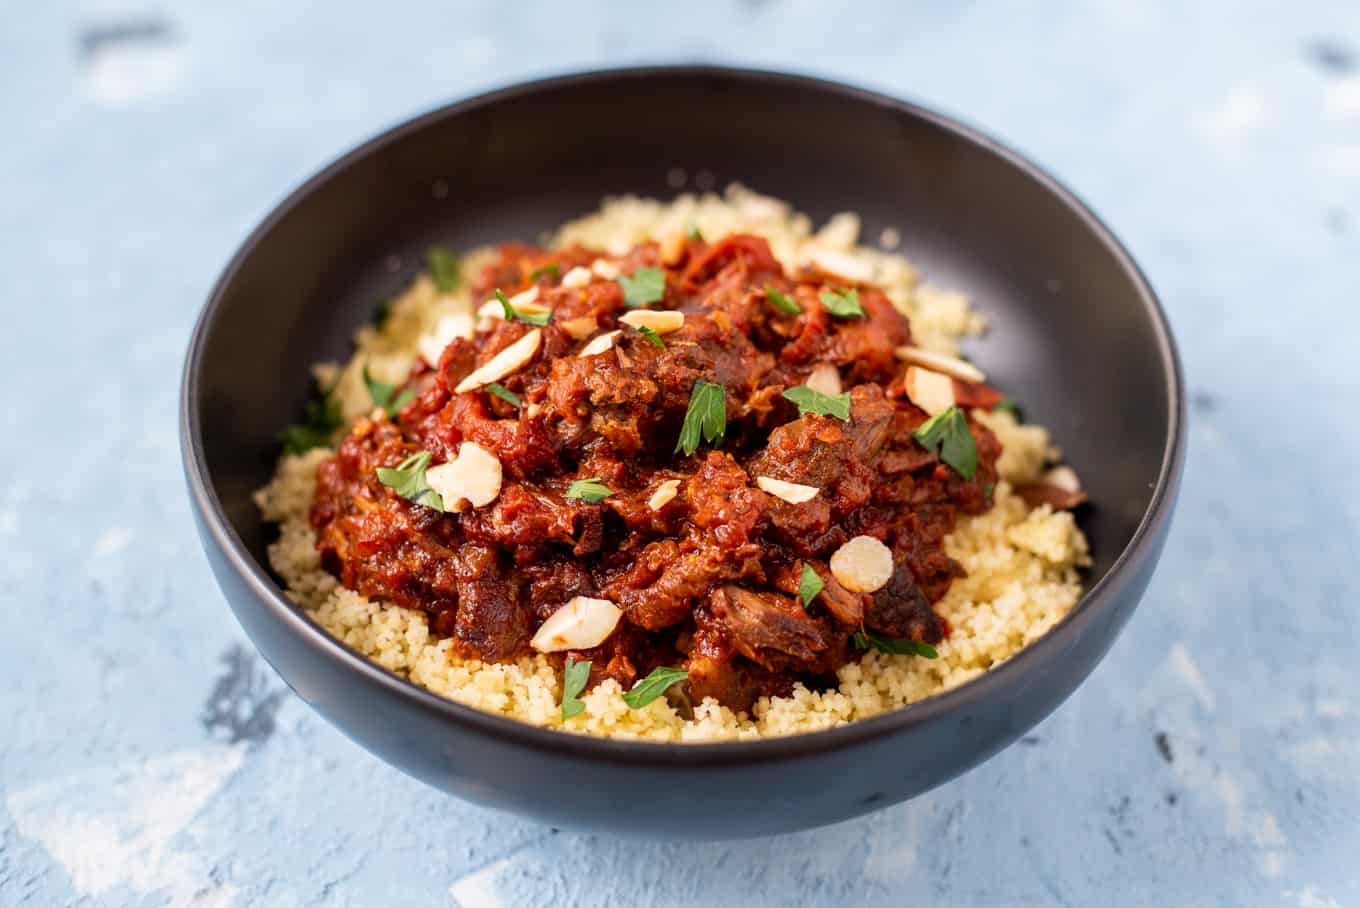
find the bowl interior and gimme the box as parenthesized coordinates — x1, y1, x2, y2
(193, 67, 1174, 649)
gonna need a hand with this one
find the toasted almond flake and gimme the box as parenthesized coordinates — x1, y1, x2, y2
(417, 312, 475, 365)
(526, 403, 542, 418)
(895, 345, 986, 383)
(560, 315, 598, 340)
(618, 310, 685, 334)
(756, 476, 820, 504)
(829, 535, 894, 593)
(591, 259, 620, 280)
(454, 328, 542, 392)
(805, 363, 843, 397)
(530, 596, 623, 653)
(659, 230, 686, 265)
(904, 366, 956, 416)
(476, 292, 552, 323)
(805, 246, 874, 283)
(425, 441, 502, 510)
(561, 265, 593, 288)
(648, 479, 681, 511)
(1040, 465, 1082, 493)
(578, 330, 621, 357)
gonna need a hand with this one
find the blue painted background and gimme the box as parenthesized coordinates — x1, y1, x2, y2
(3, 2, 1357, 905)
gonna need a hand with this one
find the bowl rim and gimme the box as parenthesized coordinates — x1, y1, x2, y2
(181, 63, 1186, 767)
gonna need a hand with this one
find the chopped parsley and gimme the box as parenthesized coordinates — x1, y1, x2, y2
(485, 382, 521, 408)
(375, 450, 444, 511)
(426, 246, 460, 292)
(636, 325, 666, 349)
(993, 397, 1022, 419)
(911, 405, 978, 480)
(494, 288, 552, 326)
(530, 262, 560, 281)
(820, 287, 864, 318)
(782, 384, 851, 421)
(765, 286, 801, 315)
(561, 658, 591, 720)
(362, 363, 416, 418)
(675, 380, 726, 456)
(566, 477, 613, 503)
(622, 667, 689, 709)
(798, 564, 824, 610)
(618, 266, 666, 308)
(852, 630, 939, 659)
(278, 395, 342, 454)
(686, 222, 704, 241)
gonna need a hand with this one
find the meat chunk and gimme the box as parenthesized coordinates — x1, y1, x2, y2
(864, 561, 942, 643)
(709, 586, 830, 670)
(452, 543, 530, 659)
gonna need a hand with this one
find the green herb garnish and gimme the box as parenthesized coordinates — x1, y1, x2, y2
(566, 477, 613, 504)
(993, 397, 1022, 419)
(362, 364, 416, 418)
(798, 564, 824, 610)
(426, 246, 460, 292)
(820, 287, 864, 318)
(636, 325, 666, 349)
(561, 658, 590, 719)
(675, 380, 726, 455)
(912, 405, 978, 480)
(765, 286, 801, 315)
(686, 222, 704, 241)
(375, 450, 444, 511)
(782, 384, 851, 421)
(622, 667, 689, 709)
(278, 396, 342, 454)
(485, 382, 521, 408)
(852, 630, 939, 659)
(494, 288, 552, 326)
(530, 262, 560, 281)
(618, 266, 666, 308)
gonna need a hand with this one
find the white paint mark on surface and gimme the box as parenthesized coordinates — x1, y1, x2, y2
(1199, 87, 1266, 136)
(93, 526, 132, 556)
(861, 808, 921, 885)
(8, 745, 244, 905)
(1286, 886, 1344, 908)
(1169, 642, 1217, 710)
(1324, 76, 1360, 121)
(85, 42, 187, 105)
(449, 856, 513, 908)
(1317, 699, 1349, 718)
(1260, 851, 1283, 877)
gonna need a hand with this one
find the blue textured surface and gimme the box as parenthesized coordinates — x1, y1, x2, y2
(3, 2, 1358, 905)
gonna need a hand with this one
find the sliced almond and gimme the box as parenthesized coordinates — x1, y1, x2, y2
(904, 366, 956, 416)
(756, 476, 820, 504)
(1018, 466, 1087, 511)
(591, 259, 620, 280)
(648, 478, 681, 511)
(618, 310, 685, 334)
(829, 535, 894, 593)
(1041, 465, 1081, 493)
(454, 328, 542, 392)
(417, 312, 475, 365)
(476, 287, 552, 323)
(530, 596, 623, 653)
(578, 330, 621, 357)
(560, 315, 599, 340)
(895, 345, 986, 383)
(804, 246, 874, 283)
(658, 230, 686, 266)
(526, 403, 542, 418)
(805, 363, 843, 397)
(424, 441, 502, 510)
(561, 265, 593, 288)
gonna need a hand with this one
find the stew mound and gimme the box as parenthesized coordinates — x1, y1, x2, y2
(256, 188, 1090, 741)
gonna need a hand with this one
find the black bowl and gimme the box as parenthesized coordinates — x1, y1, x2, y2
(181, 66, 1184, 839)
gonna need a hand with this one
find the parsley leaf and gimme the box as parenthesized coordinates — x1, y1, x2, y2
(618, 267, 666, 308)
(561, 657, 591, 720)
(530, 262, 561, 281)
(911, 406, 978, 480)
(636, 325, 666, 349)
(820, 287, 864, 318)
(375, 450, 444, 511)
(686, 222, 704, 241)
(782, 384, 851, 421)
(675, 380, 726, 456)
(765, 286, 801, 315)
(362, 364, 416, 418)
(279, 395, 342, 454)
(798, 564, 824, 610)
(622, 667, 689, 709)
(494, 288, 552, 326)
(852, 630, 939, 659)
(993, 397, 1022, 419)
(566, 477, 613, 503)
(485, 382, 521, 408)
(426, 246, 460, 292)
